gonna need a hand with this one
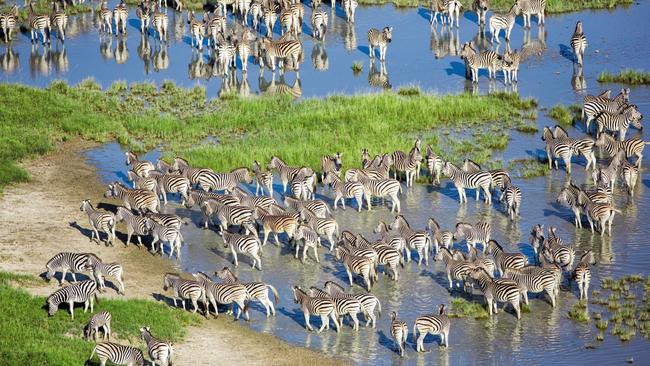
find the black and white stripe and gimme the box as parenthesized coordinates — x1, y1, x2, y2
(292, 286, 339, 332)
(390, 311, 408, 357)
(427, 217, 454, 252)
(460, 43, 505, 83)
(334, 247, 377, 292)
(193, 272, 250, 320)
(88, 342, 145, 366)
(125, 151, 155, 178)
(324, 281, 382, 327)
(45, 252, 90, 286)
(115, 206, 149, 247)
(199, 167, 252, 193)
(571, 250, 595, 300)
(284, 195, 329, 218)
(349, 170, 402, 213)
(140, 326, 174, 366)
(259, 38, 302, 73)
(595, 104, 643, 141)
(390, 215, 430, 266)
(163, 273, 207, 316)
(503, 267, 557, 307)
(84, 311, 112, 341)
(223, 231, 263, 270)
(27, 1, 51, 45)
(85, 253, 125, 295)
(0, 4, 18, 43)
(136, 0, 150, 34)
(80, 200, 116, 245)
(127, 170, 158, 191)
(443, 161, 492, 203)
(518, 0, 545, 27)
(542, 126, 574, 174)
(201, 199, 254, 233)
(104, 182, 160, 214)
(499, 176, 521, 220)
(50, 1, 67, 41)
(299, 208, 339, 250)
(367, 26, 392, 61)
(232, 186, 276, 211)
(113, 0, 128, 35)
(47, 280, 98, 319)
(323, 172, 364, 212)
(595, 133, 648, 167)
(488, 2, 519, 42)
(267, 156, 307, 193)
(309, 286, 362, 331)
(293, 223, 321, 263)
(215, 267, 280, 317)
(147, 218, 183, 257)
(570, 21, 587, 65)
(413, 304, 450, 352)
(256, 207, 298, 246)
(151, 4, 169, 42)
(469, 267, 521, 319)
(486, 239, 528, 276)
(426, 145, 444, 185)
(455, 222, 491, 253)
(311, 7, 328, 39)
(390, 146, 422, 187)
(434, 248, 475, 289)
(620, 159, 639, 196)
(582, 89, 629, 131)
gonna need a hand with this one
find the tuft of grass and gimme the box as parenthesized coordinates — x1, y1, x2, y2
(449, 298, 490, 320)
(596, 332, 605, 341)
(355, 0, 632, 12)
(595, 319, 609, 330)
(516, 124, 539, 134)
(548, 105, 575, 126)
(597, 70, 650, 85)
(569, 301, 589, 323)
(397, 86, 422, 97)
(351, 61, 363, 75)
(508, 158, 549, 178)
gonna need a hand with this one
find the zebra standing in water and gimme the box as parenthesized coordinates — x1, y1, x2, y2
(390, 146, 422, 187)
(621, 159, 639, 196)
(349, 170, 402, 213)
(215, 266, 280, 317)
(518, 0, 545, 27)
(27, 1, 50, 45)
(151, 173, 191, 206)
(323, 172, 364, 212)
(367, 27, 392, 61)
(259, 38, 302, 73)
(113, 0, 128, 35)
(390, 215, 430, 266)
(583, 89, 629, 132)
(0, 4, 18, 42)
(199, 167, 253, 193)
(472, 0, 489, 26)
(151, 4, 169, 42)
(115, 206, 149, 247)
(127, 170, 158, 192)
(595, 133, 649, 167)
(187, 10, 205, 50)
(595, 104, 643, 141)
(192, 272, 250, 320)
(125, 152, 155, 178)
(570, 21, 587, 65)
(147, 218, 184, 258)
(426, 145, 444, 185)
(499, 175, 521, 220)
(444, 0, 462, 28)
(49, 1, 67, 41)
(299, 208, 339, 250)
(469, 267, 522, 319)
(455, 222, 491, 253)
(45, 252, 90, 286)
(334, 247, 376, 292)
(571, 250, 596, 300)
(85, 253, 126, 295)
(504, 267, 558, 307)
(105, 182, 160, 214)
(308, 286, 362, 331)
(443, 161, 492, 204)
(434, 247, 475, 289)
(84, 311, 112, 341)
(343, 0, 357, 23)
(140, 327, 174, 366)
(292, 286, 340, 333)
(486, 239, 528, 275)
(256, 207, 298, 246)
(88, 342, 145, 366)
(80, 200, 116, 245)
(311, 7, 328, 39)
(324, 281, 382, 327)
(163, 273, 207, 316)
(252, 160, 273, 196)
(459, 43, 504, 83)
(427, 217, 454, 252)
(320, 153, 342, 181)
(47, 280, 98, 319)
(222, 231, 263, 270)
(390, 311, 408, 357)
(413, 304, 450, 352)
(541, 126, 574, 174)
(267, 156, 306, 193)
(136, 1, 150, 34)
(201, 199, 255, 233)
(489, 1, 519, 42)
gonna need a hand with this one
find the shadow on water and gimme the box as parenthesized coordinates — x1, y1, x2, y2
(558, 43, 575, 62)
(445, 60, 467, 78)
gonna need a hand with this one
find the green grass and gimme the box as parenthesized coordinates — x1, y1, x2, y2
(597, 70, 650, 85)
(595, 319, 609, 330)
(12, 1, 91, 25)
(356, 0, 633, 12)
(0, 82, 536, 192)
(547, 104, 581, 126)
(0, 272, 200, 365)
(507, 158, 549, 178)
(568, 301, 589, 322)
(351, 61, 364, 75)
(449, 297, 490, 319)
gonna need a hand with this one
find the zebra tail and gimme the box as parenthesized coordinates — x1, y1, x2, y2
(94, 291, 100, 304)
(88, 344, 97, 364)
(376, 298, 382, 316)
(399, 254, 404, 268)
(268, 284, 280, 304)
(243, 300, 250, 315)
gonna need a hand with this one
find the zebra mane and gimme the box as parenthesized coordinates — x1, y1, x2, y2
(438, 304, 446, 315)
(324, 280, 345, 295)
(488, 239, 503, 251)
(427, 217, 441, 231)
(86, 252, 102, 263)
(542, 126, 554, 141)
(553, 125, 569, 139)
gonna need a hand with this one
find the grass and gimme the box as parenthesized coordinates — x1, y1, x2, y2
(568, 301, 589, 322)
(547, 104, 581, 126)
(11, 0, 91, 25)
(596, 319, 609, 330)
(356, 0, 633, 12)
(597, 70, 650, 85)
(351, 61, 364, 75)
(507, 158, 549, 178)
(0, 82, 536, 192)
(449, 297, 490, 320)
(0, 271, 200, 365)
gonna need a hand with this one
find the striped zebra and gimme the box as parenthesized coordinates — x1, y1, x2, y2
(501, 49, 521, 84)
(85, 253, 125, 295)
(140, 327, 174, 366)
(374, 221, 407, 255)
(104, 182, 160, 214)
(503, 267, 557, 307)
(459, 42, 504, 83)
(47, 280, 98, 319)
(349, 170, 402, 213)
(367, 27, 392, 61)
(215, 266, 280, 317)
(232, 187, 276, 211)
(252, 160, 273, 196)
(147, 219, 183, 258)
(556, 181, 587, 228)
(468, 246, 497, 277)
(443, 162, 492, 204)
(113, 0, 128, 35)
(571, 136, 597, 171)
(470, 267, 521, 319)
(127, 170, 158, 191)
(444, 0, 462, 27)
(390, 312, 408, 357)
(206, 12, 227, 48)
(185, 189, 240, 212)
(223, 231, 263, 270)
(320, 153, 342, 181)
(289, 167, 316, 200)
(578, 192, 619, 236)
(595, 132, 648, 167)
(309, 286, 362, 331)
(80, 200, 116, 245)
(518, 0, 545, 27)
(429, 0, 448, 24)
(136, 1, 150, 34)
(284, 194, 329, 216)
(582, 88, 629, 131)
(88, 342, 144, 366)
(172, 157, 214, 187)
(541, 126, 574, 174)
(280, 8, 297, 35)
(199, 167, 253, 193)
(544, 227, 575, 268)
(334, 247, 376, 292)
(455, 222, 491, 253)
(571, 250, 595, 300)
(151, 173, 190, 206)
(293, 224, 320, 262)
(390, 147, 422, 187)
(202, 200, 255, 234)
(255, 207, 298, 246)
(50, 1, 67, 41)
(99, 1, 113, 33)
(45, 252, 90, 286)
(187, 10, 205, 50)
(570, 20, 587, 65)
(145, 212, 186, 231)
(323, 281, 381, 327)
(235, 28, 256, 73)
(427, 217, 453, 252)
(259, 38, 302, 73)
(413, 304, 450, 352)
(163, 273, 207, 316)
(311, 7, 328, 39)
(486, 239, 528, 276)
(267, 156, 306, 193)
(323, 172, 364, 212)
(489, 1, 519, 42)
(499, 176, 521, 220)
(620, 159, 639, 196)
(262, 6, 277, 38)
(591, 150, 624, 189)
(472, 0, 489, 25)
(595, 104, 643, 141)
(343, 0, 357, 23)
(366, 242, 402, 280)
(461, 158, 511, 193)
(390, 215, 430, 265)
(115, 206, 149, 247)
(151, 4, 169, 42)
(434, 247, 474, 289)
(292, 286, 339, 332)
(0, 4, 18, 43)
(27, 1, 51, 45)
(299, 207, 339, 250)
(84, 311, 112, 341)
(345, 155, 392, 181)
(426, 145, 444, 185)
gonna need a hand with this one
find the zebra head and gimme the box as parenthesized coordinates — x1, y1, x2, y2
(80, 199, 92, 212)
(140, 326, 152, 341)
(46, 294, 59, 316)
(104, 184, 117, 198)
(382, 26, 393, 43)
(125, 151, 138, 166)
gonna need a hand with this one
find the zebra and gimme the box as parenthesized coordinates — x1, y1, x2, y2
(115, 206, 149, 247)
(468, 246, 497, 277)
(591, 150, 624, 189)
(200, 200, 254, 233)
(147, 218, 184, 258)
(390, 146, 422, 187)
(469, 267, 521, 319)
(127, 170, 158, 191)
(199, 167, 253, 193)
(80, 200, 116, 245)
(223, 231, 263, 270)
(499, 176, 521, 220)
(455, 222, 491, 253)
(259, 38, 302, 73)
(185, 189, 240, 213)
(113, 0, 128, 35)
(136, 1, 150, 34)
(434, 247, 475, 289)
(299, 208, 339, 250)
(320, 153, 342, 181)
(541, 126, 574, 174)
(171, 157, 213, 187)
(255, 207, 298, 246)
(289, 167, 316, 200)
(503, 267, 557, 307)
(47, 280, 98, 319)
(489, 1, 519, 43)
(323, 172, 364, 212)
(145, 212, 186, 232)
(444, 0, 462, 27)
(343, 0, 357, 22)
(556, 181, 587, 228)
(578, 193, 619, 236)
(45, 252, 90, 286)
(267, 156, 307, 193)
(390, 215, 430, 265)
(252, 160, 273, 196)
(232, 187, 276, 211)
(292, 285, 339, 332)
(215, 266, 280, 317)
(620, 159, 639, 196)
(390, 312, 408, 357)
(472, 0, 489, 26)
(595, 132, 648, 167)
(582, 88, 629, 131)
(187, 10, 206, 50)
(84, 311, 112, 341)
(486, 239, 528, 276)
(206, 12, 227, 48)
(88, 342, 144, 366)
(125, 151, 155, 178)
(140, 327, 174, 366)
(461, 158, 510, 193)
(163, 273, 207, 316)
(571, 136, 597, 171)
(443, 161, 492, 203)
(262, 7, 277, 38)
(311, 7, 328, 39)
(413, 304, 450, 352)
(50, 0, 67, 41)
(570, 20, 587, 65)
(345, 154, 392, 181)
(595, 104, 643, 141)
(0, 4, 18, 42)
(85, 253, 125, 295)
(374, 221, 407, 254)
(151, 174, 191, 206)
(323, 281, 382, 327)
(501, 49, 521, 84)
(104, 182, 160, 214)
(571, 250, 596, 300)
(280, 8, 297, 35)
(518, 0, 545, 27)
(235, 28, 256, 73)
(427, 217, 454, 252)
(334, 247, 377, 292)
(151, 4, 169, 42)
(367, 242, 402, 280)
(460, 42, 505, 83)
(429, 0, 448, 25)
(367, 27, 392, 61)
(27, 1, 51, 45)
(309, 286, 362, 331)
(426, 144, 444, 185)
(292, 224, 320, 263)
(349, 170, 402, 213)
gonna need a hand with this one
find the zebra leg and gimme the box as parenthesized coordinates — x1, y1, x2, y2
(274, 233, 280, 246)
(417, 333, 427, 352)
(231, 247, 239, 267)
(190, 298, 199, 314)
(447, 272, 453, 289)
(253, 252, 262, 270)
(304, 312, 313, 331)
(69, 301, 75, 319)
(346, 267, 354, 286)
(313, 246, 320, 263)
(83, 299, 89, 313)
(262, 231, 269, 247)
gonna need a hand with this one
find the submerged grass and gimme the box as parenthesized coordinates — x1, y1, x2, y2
(569, 301, 589, 323)
(351, 61, 364, 75)
(597, 70, 650, 85)
(547, 104, 581, 126)
(0, 82, 535, 191)
(449, 297, 490, 319)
